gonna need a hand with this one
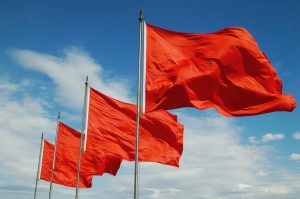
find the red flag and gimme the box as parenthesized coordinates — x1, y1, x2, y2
(144, 23, 296, 116)
(57, 122, 122, 176)
(40, 140, 93, 188)
(40, 140, 54, 182)
(86, 87, 183, 167)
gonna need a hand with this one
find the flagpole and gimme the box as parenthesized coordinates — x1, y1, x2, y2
(33, 132, 44, 199)
(49, 112, 60, 199)
(75, 76, 89, 199)
(134, 9, 143, 199)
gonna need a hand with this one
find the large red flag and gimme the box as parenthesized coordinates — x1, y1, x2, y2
(144, 23, 296, 116)
(57, 122, 122, 176)
(86, 87, 183, 167)
(40, 140, 93, 188)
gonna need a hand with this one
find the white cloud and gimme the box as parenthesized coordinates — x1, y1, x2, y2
(248, 133, 285, 144)
(2, 48, 300, 199)
(259, 185, 293, 195)
(290, 153, 300, 160)
(262, 133, 285, 142)
(0, 79, 55, 194)
(293, 132, 300, 140)
(9, 47, 132, 110)
(0, 81, 18, 92)
(130, 113, 272, 199)
(256, 170, 267, 177)
(238, 183, 253, 189)
(248, 136, 260, 144)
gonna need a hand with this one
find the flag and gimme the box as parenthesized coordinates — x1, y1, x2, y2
(40, 140, 54, 183)
(57, 122, 122, 176)
(40, 139, 93, 188)
(85, 87, 183, 167)
(144, 23, 296, 116)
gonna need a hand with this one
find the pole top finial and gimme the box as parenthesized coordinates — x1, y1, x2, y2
(85, 75, 89, 85)
(57, 111, 61, 119)
(41, 132, 44, 139)
(139, 8, 143, 22)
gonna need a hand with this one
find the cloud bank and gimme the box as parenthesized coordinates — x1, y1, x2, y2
(1, 47, 299, 199)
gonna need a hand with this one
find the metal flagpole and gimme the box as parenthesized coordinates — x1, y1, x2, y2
(33, 132, 44, 199)
(75, 76, 89, 199)
(49, 112, 60, 199)
(134, 9, 143, 199)
(141, 20, 147, 115)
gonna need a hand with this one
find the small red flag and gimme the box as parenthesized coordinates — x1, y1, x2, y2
(40, 140, 93, 188)
(145, 23, 296, 116)
(40, 140, 54, 183)
(86, 87, 183, 167)
(57, 122, 122, 176)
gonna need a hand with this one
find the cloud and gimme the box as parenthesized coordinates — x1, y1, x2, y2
(256, 170, 267, 177)
(0, 81, 18, 92)
(2, 48, 300, 199)
(293, 132, 300, 140)
(0, 79, 55, 194)
(261, 133, 285, 142)
(9, 47, 132, 110)
(93, 113, 274, 199)
(248, 136, 260, 144)
(290, 153, 300, 160)
(248, 133, 285, 144)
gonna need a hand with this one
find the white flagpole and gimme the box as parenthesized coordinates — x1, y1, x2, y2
(49, 112, 60, 199)
(33, 132, 44, 199)
(75, 76, 89, 199)
(142, 21, 147, 114)
(134, 9, 144, 199)
(83, 83, 90, 152)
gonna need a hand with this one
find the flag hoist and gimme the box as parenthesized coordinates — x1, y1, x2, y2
(49, 112, 61, 199)
(33, 132, 44, 199)
(75, 76, 89, 199)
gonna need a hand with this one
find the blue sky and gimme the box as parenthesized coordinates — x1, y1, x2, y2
(0, 1, 299, 199)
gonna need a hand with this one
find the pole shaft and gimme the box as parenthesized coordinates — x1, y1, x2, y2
(49, 112, 60, 199)
(33, 133, 44, 199)
(75, 77, 89, 199)
(134, 9, 143, 199)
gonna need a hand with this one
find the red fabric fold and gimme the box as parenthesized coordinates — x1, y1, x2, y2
(57, 122, 122, 176)
(145, 24, 296, 116)
(40, 140, 93, 188)
(86, 87, 184, 167)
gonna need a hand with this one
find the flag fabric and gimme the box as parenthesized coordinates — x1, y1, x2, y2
(85, 87, 184, 167)
(144, 23, 296, 116)
(40, 139, 93, 188)
(57, 122, 122, 176)
(40, 140, 54, 183)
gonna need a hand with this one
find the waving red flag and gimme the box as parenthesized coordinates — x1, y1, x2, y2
(85, 87, 183, 167)
(57, 122, 121, 176)
(144, 23, 296, 116)
(40, 140, 93, 188)
(40, 140, 54, 183)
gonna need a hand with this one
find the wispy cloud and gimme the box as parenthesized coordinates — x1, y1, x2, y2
(292, 132, 300, 140)
(261, 133, 285, 142)
(290, 153, 300, 160)
(9, 47, 132, 110)
(248, 133, 285, 144)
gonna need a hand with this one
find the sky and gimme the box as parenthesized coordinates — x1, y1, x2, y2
(0, 0, 299, 199)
